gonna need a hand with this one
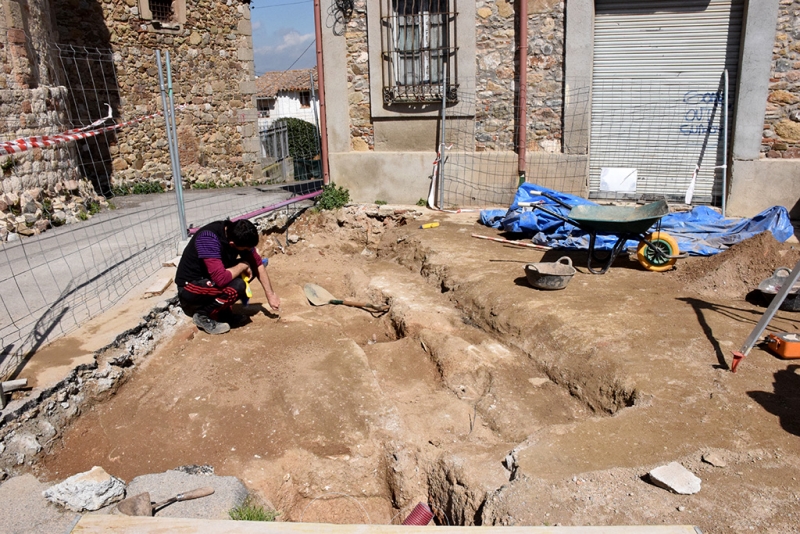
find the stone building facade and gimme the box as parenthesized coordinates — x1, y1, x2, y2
(0, 0, 260, 240)
(344, 0, 372, 151)
(49, 0, 260, 189)
(323, 0, 799, 217)
(763, 0, 800, 158)
(0, 0, 86, 239)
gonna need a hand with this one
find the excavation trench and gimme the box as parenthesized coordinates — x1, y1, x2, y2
(12, 207, 636, 525)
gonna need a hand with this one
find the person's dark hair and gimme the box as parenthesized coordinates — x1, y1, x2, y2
(226, 219, 259, 248)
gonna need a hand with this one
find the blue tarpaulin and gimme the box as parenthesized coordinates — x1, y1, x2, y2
(480, 183, 795, 255)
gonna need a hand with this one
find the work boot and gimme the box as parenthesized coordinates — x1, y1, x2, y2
(193, 313, 230, 335)
(218, 310, 249, 328)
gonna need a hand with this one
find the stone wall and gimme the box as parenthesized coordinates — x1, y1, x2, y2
(763, 0, 800, 158)
(473, 0, 565, 152)
(0, 0, 92, 241)
(475, 0, 516, 150)
(345, 0, 373, 151)
(0, 0, 260, 241)
(50, 0, 260, 189)
(525, 0, 565, 153)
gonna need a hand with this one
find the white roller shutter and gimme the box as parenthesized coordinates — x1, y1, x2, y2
(590, 0, 743, 203)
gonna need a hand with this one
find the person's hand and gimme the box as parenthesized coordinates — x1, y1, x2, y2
(266, 291, 281, 311)
(239, 263, 252, 278)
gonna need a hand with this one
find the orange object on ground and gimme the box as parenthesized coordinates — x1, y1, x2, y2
(766, 333, 800, 359)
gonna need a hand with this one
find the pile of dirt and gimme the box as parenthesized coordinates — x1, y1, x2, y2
(676, 230, 800, 299)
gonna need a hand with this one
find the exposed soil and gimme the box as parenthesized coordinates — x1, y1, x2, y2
(678, 230, 800, 300)
(22, 207, 800, 532)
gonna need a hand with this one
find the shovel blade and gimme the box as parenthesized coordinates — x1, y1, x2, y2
(304, 283, 335, 306)
(116, 492, 153, 516)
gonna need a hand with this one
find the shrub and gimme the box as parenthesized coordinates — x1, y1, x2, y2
(192, 180, 218, 190)
(229, 497, 278, 522)
(317, 183, 350, 211)
(375, 200, 387, 205)
(112, 181, 165, 196)
(416, 198, 427, 206)
(276, 117, 320, 160)
(133, 182, 165, 195)
(87, 201, 101, 215)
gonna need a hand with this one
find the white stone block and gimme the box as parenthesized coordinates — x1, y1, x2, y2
(648, 462, 701, 495)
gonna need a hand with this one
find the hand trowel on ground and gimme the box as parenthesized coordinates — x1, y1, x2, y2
(116, 486, 215, 516)
(304, 283, 390, 316)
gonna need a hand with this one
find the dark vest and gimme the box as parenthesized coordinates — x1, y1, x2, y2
(175, 221, 242, 287)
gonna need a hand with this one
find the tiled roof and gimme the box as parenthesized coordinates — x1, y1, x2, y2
(255, 68, 318, 98)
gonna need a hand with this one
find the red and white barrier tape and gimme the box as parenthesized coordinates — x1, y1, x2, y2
(0, 105, 186, 156)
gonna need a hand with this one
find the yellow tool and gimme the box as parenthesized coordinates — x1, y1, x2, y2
(419, 222, 440, 229)
(242, 274, 253, 305)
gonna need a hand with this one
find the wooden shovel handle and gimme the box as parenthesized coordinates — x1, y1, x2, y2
(338, 299, 390, 312)
(176, 486, 215, 501)
(154, 486, 215, 509)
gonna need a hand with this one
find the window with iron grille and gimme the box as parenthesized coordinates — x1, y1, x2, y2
(149, 0, 174, 22)
(381, 0, 458, 104)
(299, 91, 311, 108)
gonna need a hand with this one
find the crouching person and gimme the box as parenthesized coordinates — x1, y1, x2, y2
(175, 219, 281, 334)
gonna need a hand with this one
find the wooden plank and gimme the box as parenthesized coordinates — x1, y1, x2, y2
(163, 256, 182, 267)
(143, 277, 173, 297)
(71, 515, 701, 534)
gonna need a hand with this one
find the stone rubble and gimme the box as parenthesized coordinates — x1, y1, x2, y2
(702, 451, 727, 468)
(42, 465, 126, 512)
(0, 301, 186, 478)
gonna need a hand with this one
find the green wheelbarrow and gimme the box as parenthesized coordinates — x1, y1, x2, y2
(526, 192, 685, 275)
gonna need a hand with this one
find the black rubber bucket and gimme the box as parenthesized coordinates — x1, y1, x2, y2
(524, 256, 576, 290)
(758, 267, 800, 312)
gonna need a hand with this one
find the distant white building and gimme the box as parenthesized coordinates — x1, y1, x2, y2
(255, 68, 319, 132)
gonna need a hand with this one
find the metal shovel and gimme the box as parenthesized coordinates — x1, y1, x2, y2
(304, 283, 390, 316)
(116, 486, 215, 516)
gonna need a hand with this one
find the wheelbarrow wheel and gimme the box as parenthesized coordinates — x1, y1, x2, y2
(637, 231, 679, 272)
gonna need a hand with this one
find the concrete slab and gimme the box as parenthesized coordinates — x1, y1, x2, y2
(0, 474, 80, 534)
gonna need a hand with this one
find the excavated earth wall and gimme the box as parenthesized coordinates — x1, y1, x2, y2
(1, 207, 799, 534)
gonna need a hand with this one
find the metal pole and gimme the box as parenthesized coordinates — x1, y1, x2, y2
(438, 62, 447, 209)
(516, 0, 528, 186)
(312, 0, 330, 185)
(731, 259, 800, 372)
(165, 51, 188, 240)
(310, 70, 321, 151)
(155, 51, 187, 240)
(722, 68, 729, 217)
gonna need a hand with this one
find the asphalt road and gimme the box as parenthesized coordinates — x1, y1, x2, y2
(0, 185, 298, 376)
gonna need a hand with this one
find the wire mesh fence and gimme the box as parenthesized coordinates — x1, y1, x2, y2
(0, 33, 323, 380)
(436, 80, 591, 209)
(437, 76, 729, 208)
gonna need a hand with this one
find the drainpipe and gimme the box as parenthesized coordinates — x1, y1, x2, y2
(516, 0, 528, 186)
(313, 0, 330, 185)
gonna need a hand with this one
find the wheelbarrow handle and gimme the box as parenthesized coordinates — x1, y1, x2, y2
(528, 190, 575, 210)
(531, 203, 578, 226)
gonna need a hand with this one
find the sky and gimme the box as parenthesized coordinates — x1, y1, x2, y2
(250, 0, 317, 76)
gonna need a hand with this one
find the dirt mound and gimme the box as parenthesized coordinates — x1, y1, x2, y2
(676, 230, 800, 299)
